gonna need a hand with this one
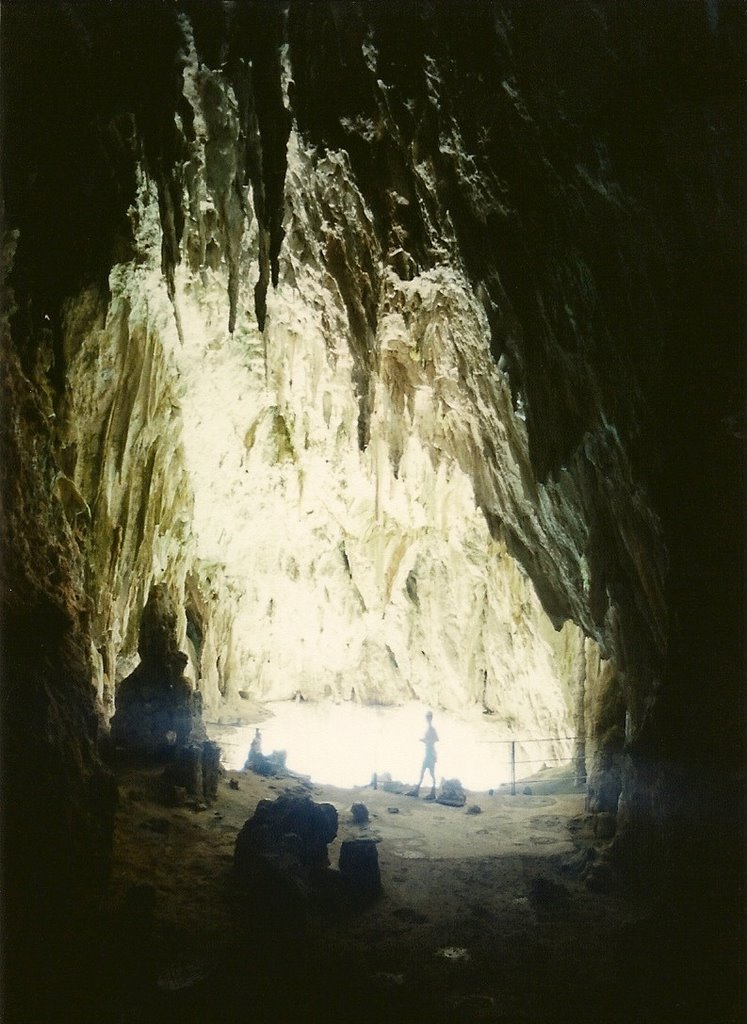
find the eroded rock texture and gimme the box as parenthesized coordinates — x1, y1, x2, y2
(0, 235, 118, 1022)
(1, 0, 743, 914)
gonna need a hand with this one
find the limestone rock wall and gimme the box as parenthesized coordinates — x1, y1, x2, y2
(60, 82, 583, 743)
(0, 238, 116, 893)
(61, 269, 197, 713)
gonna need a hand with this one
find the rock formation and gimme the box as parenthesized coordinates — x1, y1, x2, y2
(234, 793, 340, 920)
(110, 583, 206, 756)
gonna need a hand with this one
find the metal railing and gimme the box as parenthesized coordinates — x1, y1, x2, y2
(486, 735, 585, 795)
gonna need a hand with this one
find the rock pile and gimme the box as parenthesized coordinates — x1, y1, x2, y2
(436, 779, 467, 807)
(234, 794, 382, 919)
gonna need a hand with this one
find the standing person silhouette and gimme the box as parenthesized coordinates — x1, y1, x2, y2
(408, 711, 439, 800)
(245, 728, 263, 770)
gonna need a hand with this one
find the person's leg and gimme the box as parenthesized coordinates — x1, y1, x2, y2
(423, 764, 437, 799)
(407, 764, 425, 796)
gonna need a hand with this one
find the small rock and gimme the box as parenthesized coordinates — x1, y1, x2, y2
(229, 779, 240, 790)
(466, 804, 482, 815)
(387, 807, 400, 814)
(192, 802, 208, 813)
(435, 946, 470, 961)
(523, 786, 533, 796)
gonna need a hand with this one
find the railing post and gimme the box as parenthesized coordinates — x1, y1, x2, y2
(510, 740, 516, 796)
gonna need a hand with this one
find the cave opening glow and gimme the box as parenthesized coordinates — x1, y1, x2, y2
(209, 700, 573, 791)
(56, 49, 586, 775)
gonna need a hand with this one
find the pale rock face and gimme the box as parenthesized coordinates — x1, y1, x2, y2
(59, 23, 624, 753)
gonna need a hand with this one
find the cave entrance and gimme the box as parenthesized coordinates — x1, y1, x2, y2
(208, 700, 575, 791)
(56, 162, 591, 793)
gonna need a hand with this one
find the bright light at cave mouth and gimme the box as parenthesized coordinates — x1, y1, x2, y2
(209, 701, 572, 792)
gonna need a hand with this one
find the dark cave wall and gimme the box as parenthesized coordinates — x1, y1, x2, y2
(1, 0, 744, 901)
(0, 250, 117, 892)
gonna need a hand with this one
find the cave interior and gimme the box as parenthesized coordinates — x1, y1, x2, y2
(0, 2, 744, 1022)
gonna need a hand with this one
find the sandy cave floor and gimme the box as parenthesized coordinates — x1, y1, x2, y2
(72, 758, 740, 1024)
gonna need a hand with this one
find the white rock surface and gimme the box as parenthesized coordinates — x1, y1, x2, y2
(61, 32, 609, 749)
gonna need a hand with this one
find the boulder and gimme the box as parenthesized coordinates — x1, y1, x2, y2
(436, 778, 467, 807)
(234, 794, 338, 877)
(351, 802, 369, 824)
(234, 794, 340, 925)
(245, 748, 288, 776)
